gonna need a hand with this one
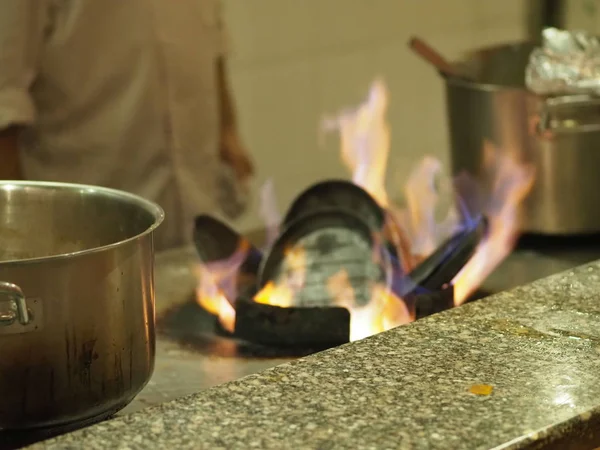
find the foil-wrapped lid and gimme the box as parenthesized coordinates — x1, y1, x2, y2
(525, 27, 600, 95)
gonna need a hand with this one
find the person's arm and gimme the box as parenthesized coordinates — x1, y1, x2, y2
(217, 57, 237, 133)
(0, 1, 47, 180)
(0, 127, 22, 180)
(216, 49, 254, 180)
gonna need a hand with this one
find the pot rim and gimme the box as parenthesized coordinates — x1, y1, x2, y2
(444, 75, 530, 94)
(444, 40, 535, 94)
(0, 180, 165, 266)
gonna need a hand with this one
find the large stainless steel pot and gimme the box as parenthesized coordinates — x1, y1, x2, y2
(446, 42, 600, 234)
(0, 181, 164, 430)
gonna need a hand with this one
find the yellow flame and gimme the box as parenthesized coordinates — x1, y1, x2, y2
(193, 240, 250, 334)
(196, 78, 534, 342)
(326, 79, 533, 308)
(323, 79, 390, 207)
(254, 281, 295, 308)
(253, 245, 306, 307)
(452, 141, 535, 304)
(327, 270, 411, 341)
(195, 286, 236, 333)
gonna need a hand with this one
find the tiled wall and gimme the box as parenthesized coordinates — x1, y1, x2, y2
(225, 0, 529, 232)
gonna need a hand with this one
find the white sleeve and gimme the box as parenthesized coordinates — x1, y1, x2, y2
(0, 1, 47, 130)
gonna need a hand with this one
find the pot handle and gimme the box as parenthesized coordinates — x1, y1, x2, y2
(537, 94, 600, 136)
(0, 281, 30, 326)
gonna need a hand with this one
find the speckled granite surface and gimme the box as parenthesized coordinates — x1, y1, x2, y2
(28, 261, 600, 450)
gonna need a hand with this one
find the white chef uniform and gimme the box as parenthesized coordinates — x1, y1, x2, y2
(0, 0, 233, 250)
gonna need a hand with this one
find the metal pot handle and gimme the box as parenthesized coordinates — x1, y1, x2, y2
(537, 94, 600, 135)
(0, 281, 30, 326)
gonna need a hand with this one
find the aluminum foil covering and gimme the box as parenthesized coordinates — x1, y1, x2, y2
(525, 28, 600, 95)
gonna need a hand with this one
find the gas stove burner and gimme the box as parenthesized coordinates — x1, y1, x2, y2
(231, 296, 350, 347)
(157, 288, 455, 357)
(405, 216, 487, 293)
(409, 284, 455, 319)
(156, 297, 341, 358)
(191, 180, 484, 349)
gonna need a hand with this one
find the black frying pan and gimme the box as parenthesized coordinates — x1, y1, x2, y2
(192, 214, 262, 278)
(405, 216, 487, 293)
(282, 179, 386, 232)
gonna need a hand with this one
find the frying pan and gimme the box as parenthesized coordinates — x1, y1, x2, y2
(192, 214, 262, 277)
(282, 180, 386, 232)
(405, 216, 487, 293)
(259, 209, 392, 308)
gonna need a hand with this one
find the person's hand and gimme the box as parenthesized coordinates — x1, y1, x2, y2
(219, 127, 254, 182)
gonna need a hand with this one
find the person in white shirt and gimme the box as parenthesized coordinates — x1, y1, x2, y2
(0, 0, 254, 250)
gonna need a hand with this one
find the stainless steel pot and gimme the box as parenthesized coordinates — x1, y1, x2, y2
(0, 181, 164, 430)
(446, 42, 600, 234)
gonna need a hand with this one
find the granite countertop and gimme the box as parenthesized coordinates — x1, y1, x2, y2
(30, 260, 600, 450)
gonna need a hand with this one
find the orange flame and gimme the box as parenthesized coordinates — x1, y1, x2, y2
(322, 79, 390, 207)
(254, 281, 294, 307)
(327, 270, 411, 341)
(325, 78, 535, 310)
(254, 246, 306, 307)
(193, 240, 251, 333)
(195, 78, 534, 342)
(195, 283, 236, 333)
(451, 141, 535, 304)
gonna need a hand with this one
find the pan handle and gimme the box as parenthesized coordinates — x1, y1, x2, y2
(0, 281, 30, 326)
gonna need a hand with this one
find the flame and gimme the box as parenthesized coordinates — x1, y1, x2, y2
(254, 246, 306, 307)
(399, 156, 463, 261)
(259, 178, 281, 247)
(195, 77, 534, 343)
(322, 79, 390, 207)
(327, 270, 411, 341)
(325, 78, 535, 311)
(254, 281, 294, 307)
(282, 245, 307, 291)
(327, 269, 356, 307)
(193, 240, 251, 333)
(451, 142, 535, 304)
(195, 283, 236, 333)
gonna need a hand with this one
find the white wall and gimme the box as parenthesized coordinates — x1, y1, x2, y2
(563, 0, 600, 30)
(224, 0, 529, 232)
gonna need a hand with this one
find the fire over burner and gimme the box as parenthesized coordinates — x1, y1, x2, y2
(156, 297, 345, 357)
(157, 287, 455, 357)
(191, 181, 483, 349)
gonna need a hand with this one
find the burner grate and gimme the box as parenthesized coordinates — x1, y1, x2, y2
(192, 179, 484, 349)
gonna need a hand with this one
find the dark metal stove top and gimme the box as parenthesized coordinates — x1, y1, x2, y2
(120, 246, 294, 416)
(121, 235, 600, 416)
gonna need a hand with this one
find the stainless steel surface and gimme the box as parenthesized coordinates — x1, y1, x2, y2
(121, 247, 291, 415)
(0, 181, 163, 430)
(446, 42, 600, 234)
(122, 238, 600, 416)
